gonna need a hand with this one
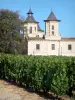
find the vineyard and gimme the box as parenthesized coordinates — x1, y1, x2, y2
(0, 53, 75, 97)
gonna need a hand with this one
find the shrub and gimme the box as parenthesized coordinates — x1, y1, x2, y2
(0, 53, 74, 96)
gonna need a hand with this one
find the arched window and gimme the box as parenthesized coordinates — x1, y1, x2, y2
(35, 27, 36, 32)
(52, 31, 54, 35)
(30, 27, 32, 33)
(52, 25, 54, 30)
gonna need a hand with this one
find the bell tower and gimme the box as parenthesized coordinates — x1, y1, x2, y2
(44, 11, 61, 40)
(24, 8, 38, 37)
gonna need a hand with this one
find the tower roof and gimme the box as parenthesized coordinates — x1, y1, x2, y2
(38, 25, 44, 32)
(27, 8, 33, 14)
(44, 11, 60, 22)
(25, 15, 38, 23)
(25, 9, 38, 23)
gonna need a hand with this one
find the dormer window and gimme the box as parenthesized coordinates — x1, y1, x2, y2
(52, 25, 54, 30)
(30, 27, 32, 33)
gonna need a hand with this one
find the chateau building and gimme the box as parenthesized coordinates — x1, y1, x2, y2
(23, 9, 75, 56)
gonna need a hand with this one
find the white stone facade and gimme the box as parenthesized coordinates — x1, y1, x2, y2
(24, 23, 43, 38)
(28, 40, 75, 56)
(24, 9, 75, 56)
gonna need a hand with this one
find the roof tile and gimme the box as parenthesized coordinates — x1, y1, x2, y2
(25, 15, 38, 23)
(44, 11, 60, 22)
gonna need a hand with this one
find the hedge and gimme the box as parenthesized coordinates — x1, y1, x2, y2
(0, 53, 75, 96)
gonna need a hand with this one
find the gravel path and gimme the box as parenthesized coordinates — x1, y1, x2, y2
(0, 80, 47, 100)
(0, 80, 71, 100)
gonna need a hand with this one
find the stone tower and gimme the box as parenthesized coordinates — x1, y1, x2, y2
(44, 11, 61, 40)
(23, 9, 43, 38)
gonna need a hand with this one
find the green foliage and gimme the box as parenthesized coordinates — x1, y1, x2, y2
(51, 57, 69, 95)
(0, 54, 74, 96)
(0, 9, 27, 54)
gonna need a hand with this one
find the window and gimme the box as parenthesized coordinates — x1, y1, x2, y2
(20, 29, 24, 34)
(36, 35, 39, 38)
(52, 25, 54, 30)
(52, 31, 54, 35)
(68, 44, 72, 50)
(30, 27, 32, 33)
(24, 27, 27, 32)
(52, 44, 55, 50)
(36, 44, 40, 50)
(35, 27, 36, 32)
